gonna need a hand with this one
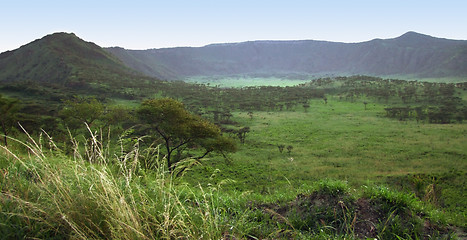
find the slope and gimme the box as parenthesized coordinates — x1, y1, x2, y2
(0, 32, 142, 89)
(106, 32, 467, 80)
(0, 32, 165, 101)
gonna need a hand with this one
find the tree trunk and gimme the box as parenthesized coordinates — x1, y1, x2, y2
(1, 122, 7, 146)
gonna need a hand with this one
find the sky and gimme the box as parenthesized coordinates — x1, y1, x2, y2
(1, 0, 467, 52)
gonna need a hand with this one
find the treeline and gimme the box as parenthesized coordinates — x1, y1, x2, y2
(157, 81, 324, 113)
(1, 95, 238, 176)
(1, 75, 466, 146)
(306, 76, 467, 123)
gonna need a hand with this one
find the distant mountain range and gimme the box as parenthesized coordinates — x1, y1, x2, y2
(1, 32, 466, 87)
(107, 32, 467, 80)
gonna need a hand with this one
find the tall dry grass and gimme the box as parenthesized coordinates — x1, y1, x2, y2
(0, 126, 228, 239)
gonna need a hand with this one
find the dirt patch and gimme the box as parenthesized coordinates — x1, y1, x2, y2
(353, 198, 380, 238)
(253, 192, 453, 239)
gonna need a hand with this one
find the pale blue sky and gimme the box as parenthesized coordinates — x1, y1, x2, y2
(1, 0, 466, 52)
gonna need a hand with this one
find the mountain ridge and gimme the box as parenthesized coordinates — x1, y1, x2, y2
(1, 32, 466, 86)
(106, 31, 467, 80)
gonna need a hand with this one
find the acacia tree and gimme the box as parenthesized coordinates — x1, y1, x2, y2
(59, 97, 104, 130)
(236, 127, 250, 144)
(137, 98, 236, 172)
(0, 95, 20, 146)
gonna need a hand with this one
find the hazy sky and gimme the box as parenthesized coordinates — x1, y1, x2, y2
(1, 0, 466, 52)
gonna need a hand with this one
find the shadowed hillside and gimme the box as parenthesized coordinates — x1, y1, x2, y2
(107, 32, 467, 80)
(0, 32, 141, 87)
(0, 32, 165, 100)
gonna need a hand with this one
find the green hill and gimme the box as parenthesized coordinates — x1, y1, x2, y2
(0, 32, 163, 100)
(0, 32, 146, 91)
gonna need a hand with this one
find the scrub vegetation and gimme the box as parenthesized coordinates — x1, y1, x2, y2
(1, 74, 466, 239)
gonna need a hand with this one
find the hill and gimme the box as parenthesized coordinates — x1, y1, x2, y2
(106, 32, 467, 80)
(0, 32, 161, 100)
(0, 33, 145, 90)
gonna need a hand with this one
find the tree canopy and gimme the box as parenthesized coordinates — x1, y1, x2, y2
(59, 97, 104, 130)
(137, 98, 236, 172)
(0, 95, 20, 146)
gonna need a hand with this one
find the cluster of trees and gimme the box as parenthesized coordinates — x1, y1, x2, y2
(157, 81, 324, 113)
(307, 76, 462, 104)
(0, 95, 20, 146)
(307, 76, 467, 123)
(0, 94, 236, 175)
(384, 105, 467, 123)
(2, 75, 466, 167)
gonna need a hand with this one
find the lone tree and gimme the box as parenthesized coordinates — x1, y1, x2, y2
(236, 127, 250, 144)
(137, 98, 236, 172)
(0, 95, 20, 146)
(277, 144, 285, 153)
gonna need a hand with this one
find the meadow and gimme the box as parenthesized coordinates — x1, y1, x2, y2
(183, 97, 466, 225)
(1, 76, 466, 239)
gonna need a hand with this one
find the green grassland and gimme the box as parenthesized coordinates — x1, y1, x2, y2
(0, 126, 461, 239)
(186, 97, 465, 184)
(183, 97, 467, 227)
(1, 76, 466, 238)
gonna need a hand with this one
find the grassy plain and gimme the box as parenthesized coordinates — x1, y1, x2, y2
(187, 98, 466, 186)
(184, 97, 467, 226)
(2, 76, 466, 238)
(184, 76, 311, 87)
(1, 128, 460, 239)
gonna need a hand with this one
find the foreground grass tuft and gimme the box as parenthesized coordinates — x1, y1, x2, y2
(0, 130, 229, 239)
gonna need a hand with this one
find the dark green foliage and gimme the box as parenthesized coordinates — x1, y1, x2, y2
(286, 145, 293, 155)
(306, 76, 467, 123)
(247, 181, 453, 239)
(387, 171, 467, 228)
(0, 95, 20, 146)
(277, 144, 285, 153)
(137, 98, 236, 172)
(59, 96, 104, 129)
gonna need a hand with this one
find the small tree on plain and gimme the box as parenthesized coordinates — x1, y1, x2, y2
(286, 145, 293, 155)
(277, 144, 285, 153)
